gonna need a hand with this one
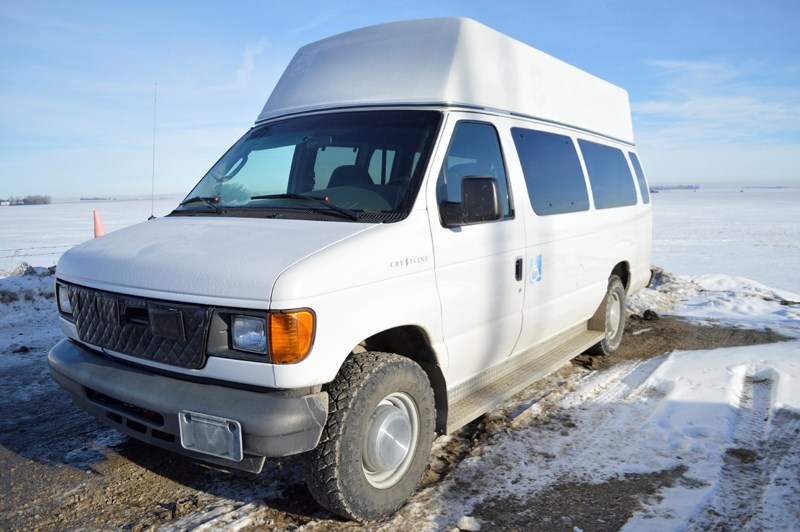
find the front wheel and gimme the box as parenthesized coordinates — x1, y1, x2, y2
(588, 275, 626, 356)
(303, 352, 436, 521)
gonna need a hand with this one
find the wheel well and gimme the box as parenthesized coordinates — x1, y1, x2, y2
(611, 261, 630, 291)
(588, 263, 630, 332)
(358, 326, 448, 435)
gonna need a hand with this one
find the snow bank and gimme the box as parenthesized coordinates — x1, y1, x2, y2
(629, 268, 800, 337)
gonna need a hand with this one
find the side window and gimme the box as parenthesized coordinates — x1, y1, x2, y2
(512, 128, 589, 215)
(437, 121, 512, 218)
(578, 139, 638, 209)
(367, 148, 397, 184)
(628, 152, 651, 204)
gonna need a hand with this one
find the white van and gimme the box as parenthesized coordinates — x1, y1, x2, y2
(49, 17, 652, 521)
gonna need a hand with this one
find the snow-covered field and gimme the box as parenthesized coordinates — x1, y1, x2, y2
(1, 188, 799, 530)
(0, 197, 181, 276)
(651, 188, 800, 294)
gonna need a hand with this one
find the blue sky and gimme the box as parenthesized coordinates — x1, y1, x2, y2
(1, 1, 798, 198)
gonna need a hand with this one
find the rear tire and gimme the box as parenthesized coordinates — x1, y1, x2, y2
(587, 275, 626, 356)
(303, 352, 436, 521)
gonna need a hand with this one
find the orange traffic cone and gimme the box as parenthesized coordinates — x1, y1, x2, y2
(93, 209, 106, 238)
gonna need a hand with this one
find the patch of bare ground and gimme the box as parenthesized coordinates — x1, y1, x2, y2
(473, 465, 691, 531)
(573, 312, 791, 370)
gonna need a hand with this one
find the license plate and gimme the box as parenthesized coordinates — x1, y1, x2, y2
(179, 411, 243, 462)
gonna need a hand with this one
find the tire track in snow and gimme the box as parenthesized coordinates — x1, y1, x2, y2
(452, 355, 674, 499)
(535, 356, 672, 475)
(686, 376, 773, 529)
(752, 409, 800, 530)
(688, 375, 800, 531)
(562, 356, 667, 408)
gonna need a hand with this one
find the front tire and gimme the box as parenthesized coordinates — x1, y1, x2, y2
(588, 275, 626, 356)
(303, 352, 436, 521)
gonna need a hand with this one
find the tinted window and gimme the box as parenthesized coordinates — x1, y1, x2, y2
(368, 149, 396, 184)
(628, 152, 650, 204)
(437, 122, 512, 218)
(512, 128, 589, 215)
(578, 140, 638, 209)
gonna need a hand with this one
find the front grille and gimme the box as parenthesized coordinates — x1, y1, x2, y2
(68, 285, 210, 369)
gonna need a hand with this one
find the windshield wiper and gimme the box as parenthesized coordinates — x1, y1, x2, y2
(178, 196, 223, 214)
(251, 193, 359, 221)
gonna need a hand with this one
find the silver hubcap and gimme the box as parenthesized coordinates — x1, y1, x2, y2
(362, 392, 419, 489)
(606, 291, 622, 339)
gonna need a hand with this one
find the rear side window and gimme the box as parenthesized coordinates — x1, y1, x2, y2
(628, 152, 650, 204)
(512, 128, 589, 215)
(578, 140, 638, 209)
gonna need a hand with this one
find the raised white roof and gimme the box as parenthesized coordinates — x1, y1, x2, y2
(258, 17, 634, 144)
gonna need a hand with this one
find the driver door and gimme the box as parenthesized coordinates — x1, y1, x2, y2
(428, 118, 526, 387)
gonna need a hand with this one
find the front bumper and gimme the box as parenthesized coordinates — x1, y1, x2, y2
(48, 338, 328, 473)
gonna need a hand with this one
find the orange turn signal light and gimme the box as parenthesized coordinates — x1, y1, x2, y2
(269, 310, 315, 364)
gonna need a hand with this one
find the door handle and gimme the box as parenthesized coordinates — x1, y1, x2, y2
(515, 257, 523, 281)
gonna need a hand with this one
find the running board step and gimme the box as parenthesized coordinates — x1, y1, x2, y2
(446, 324, 604, 433)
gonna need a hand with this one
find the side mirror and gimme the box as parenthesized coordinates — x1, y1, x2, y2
(440, 176, 502, 227)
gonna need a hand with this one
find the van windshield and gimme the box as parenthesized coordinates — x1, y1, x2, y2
(172, 110, 442, 223)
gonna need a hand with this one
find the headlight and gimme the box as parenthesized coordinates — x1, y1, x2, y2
(231, 315, 267, 354)
(57, 284, 73, 315)
(227, 310, 315, 363)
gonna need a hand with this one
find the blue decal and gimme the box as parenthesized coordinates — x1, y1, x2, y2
(530, 254, 542, 283)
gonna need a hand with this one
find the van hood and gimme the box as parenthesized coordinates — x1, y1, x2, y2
(56, 216, 376, 307)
